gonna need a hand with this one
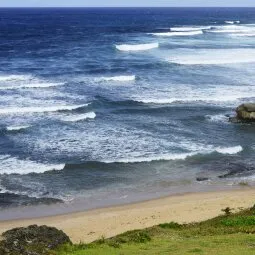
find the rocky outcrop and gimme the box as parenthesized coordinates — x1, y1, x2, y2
(0, 225, 71, 255)
(230, 103, 255, 123)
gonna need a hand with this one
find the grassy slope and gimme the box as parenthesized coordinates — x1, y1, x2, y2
(56, 207, 255, 255)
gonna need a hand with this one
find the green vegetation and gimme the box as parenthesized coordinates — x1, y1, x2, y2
(56, 205, 255, 255)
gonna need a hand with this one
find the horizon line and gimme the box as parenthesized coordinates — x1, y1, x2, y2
(1, 6, 255, 8)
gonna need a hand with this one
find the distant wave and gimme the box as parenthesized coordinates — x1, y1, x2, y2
(0, 82, 65, 90)
(103, 145, 243, 163)
(6, 125, 31, 131)
(0, 104, 88, 115)
(61, 112, 96, 122)
(170, 26, 211, 32)
(0, 155, 64, 175)
(208, 25, 254, 34)
(167, 49, 255, 65)
(135, 95, 245, 105)
(230, 32, 255, 37)
(0, 74, 32, 82)
(115, 42, 159, 51)
(225, 20, 240, 24)
(95, 75, 136, 82)
(149, 30, 203, 36)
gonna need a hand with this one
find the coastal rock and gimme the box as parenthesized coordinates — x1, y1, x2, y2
(0, 225, 71, 255)
(233, 103, 255, 122)
(196, 177, 209, 182)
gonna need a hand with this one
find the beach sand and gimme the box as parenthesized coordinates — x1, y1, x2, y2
(0, 188, 254, 243)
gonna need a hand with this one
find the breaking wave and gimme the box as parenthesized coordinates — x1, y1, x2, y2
(95, 75, 136, 82)
(61, 112, 96, 122)
(170, 26, 211, 31)
(0, 82, 65, 90)
(214, 145, 243, 155)
(225, 20, 240, 24)
(149, 30, 203, 36)
(0, 74, 33, 82)
(0, 104, 88, 115)
(103, 145, 243, 163)
(208, 25, 255, 34)
(6, 125, 31, 131)
(206, 114, 229, 123)
(167, 49, 255, 65)
(115, 42, 159, 51)
(0, 155, 65, 175)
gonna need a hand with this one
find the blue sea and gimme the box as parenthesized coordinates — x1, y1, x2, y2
(0, 7, 255, 218)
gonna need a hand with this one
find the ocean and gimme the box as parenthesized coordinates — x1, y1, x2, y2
(0, 7, 255, 218)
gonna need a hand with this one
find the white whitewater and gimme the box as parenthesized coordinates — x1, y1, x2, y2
(0, 74, 33, 82)
(149, 30, 203, 36)
(61, 112, 96, 122)
(104, 146, 243, 163)
(225, 20, 240, 24)
(6, 125, 31, 131)
(167, 48, 255, 65)
(95, 75, 136, 82)
(0, 155, 65, 175)
(0, 82, 65, 90)
(0, 104, 88, 115)
(116, 42, 159, 51)
(170, 26, 211, 31)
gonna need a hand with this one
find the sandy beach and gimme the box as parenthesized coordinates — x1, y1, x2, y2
(0, 188, 254, 243)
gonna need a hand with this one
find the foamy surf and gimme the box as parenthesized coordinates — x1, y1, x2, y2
(0, 155, 65, 175)
(6, 125, 31, 131)
(208, 25, 254, 34)
(170, 26, 211, 32)
(149, 30, 203, 36)
(95, 75, 136, 82)
(206, 114, 229, 123)
(0, 82, 65, 90)
(230, 32, 255, 37)
(167, 49, 255, 65)
(61, 112, 96, 122)
(103, 146, 243, 163)
(0, 74, 33, 82)
(214, 145, 243, 155)
(115, 42, 159, 51)
(225, 20, 240, 24)
(0, 104, 88, 115)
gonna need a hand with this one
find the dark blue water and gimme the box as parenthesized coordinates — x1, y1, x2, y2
(0, 8, 255, 215)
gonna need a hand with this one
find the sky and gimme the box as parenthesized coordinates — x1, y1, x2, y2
(1, 0, 255, 7)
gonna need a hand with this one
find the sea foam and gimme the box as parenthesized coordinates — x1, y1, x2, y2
(0, 104, 88, 115)
(208, 25, 255, 34)
(0, 155, 65, 175)
(6, 125, 31, 131)
(206, 114, 229, 123)
(116, 42, 159, 51)
(0, 74, 32, 82)
(167, 49, 255, 65)
(225, 20, 240, 24)
(61, 112, 96, 122)
(103, 146, 243, 163)
(95, 75, 136, 82)
(0, 82, 65, 90)
(149, 30, 203, 36)
(214, 145, 243, 155)
(170, 26, 211, 32)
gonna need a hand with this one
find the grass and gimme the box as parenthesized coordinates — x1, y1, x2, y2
(55, 206, 255, 255)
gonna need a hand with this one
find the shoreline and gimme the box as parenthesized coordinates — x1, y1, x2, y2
(0, 187, 254, 243)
